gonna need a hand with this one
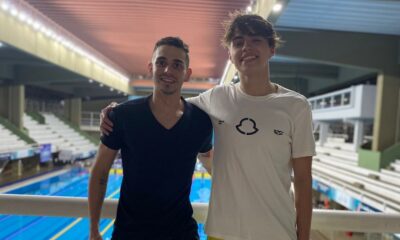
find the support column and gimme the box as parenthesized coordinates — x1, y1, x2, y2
(0, 85, 25, 129)
(64, 97, 82, 126)
(17, 160, 23, 176)
(359, 73, 400, 170)
(0, 87, 9, 118)
(319, 122, 329, 147)
(352, 120, 364, 151)
(372, 73, 400, 151)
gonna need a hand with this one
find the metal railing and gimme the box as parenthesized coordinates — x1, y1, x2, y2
(308, 87, 354, 111)
(1, 194, 400, 233)
(0, 143, 38, 154)
(81, 111, 100, 131)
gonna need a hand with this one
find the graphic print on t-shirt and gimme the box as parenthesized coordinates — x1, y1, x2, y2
(274, 129, 284, 135)
(235, 117, 259, 135)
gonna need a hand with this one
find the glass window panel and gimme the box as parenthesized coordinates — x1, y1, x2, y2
(343, 92, 351, 105)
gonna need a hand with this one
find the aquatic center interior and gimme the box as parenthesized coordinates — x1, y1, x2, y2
(1, 0, 400, 239)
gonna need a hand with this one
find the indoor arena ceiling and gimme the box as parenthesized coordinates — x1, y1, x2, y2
(2, 0, 398, 99)
(276, 0, 400, 36)
(0, 43, 127, 99)
(24, 0, 251, 80)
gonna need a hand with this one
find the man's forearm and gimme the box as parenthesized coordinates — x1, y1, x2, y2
(294, 178, 312, 240)
(88, 144, 118, 240)
(197, 150, 213, 174)
(88, 168, 109, 231)
(198, 156, 211, 174)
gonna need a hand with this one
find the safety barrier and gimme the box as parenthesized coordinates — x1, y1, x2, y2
(1, 194, 400, 233)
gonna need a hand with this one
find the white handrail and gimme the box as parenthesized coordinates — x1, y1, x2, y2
(81, 111, 100, 129)
(0, 143, 39, 154)
(1, 194, 400, 233)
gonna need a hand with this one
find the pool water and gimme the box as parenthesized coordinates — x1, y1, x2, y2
(0, 168, 211, 240)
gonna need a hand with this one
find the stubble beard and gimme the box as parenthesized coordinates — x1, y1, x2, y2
(160, 88, 176, 95)
(158, 80, 177, 95)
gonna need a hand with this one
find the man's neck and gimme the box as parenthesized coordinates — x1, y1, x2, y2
(238, 67, 276, 96)
(151, 92, 183, 113)
(150, 91, 184, 129)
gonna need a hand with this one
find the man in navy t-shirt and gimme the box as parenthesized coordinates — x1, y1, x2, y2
(88, 37, 213, 240)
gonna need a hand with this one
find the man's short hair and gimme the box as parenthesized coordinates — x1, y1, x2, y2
(222, 11, 282, 49)
(153, 36, 190, 67)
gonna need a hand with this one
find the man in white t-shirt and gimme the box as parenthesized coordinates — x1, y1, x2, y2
(192, 12, 315, 240)
(100, 12, 315, 240)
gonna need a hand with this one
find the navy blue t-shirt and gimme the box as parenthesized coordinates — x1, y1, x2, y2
(101, 96, 213, 239)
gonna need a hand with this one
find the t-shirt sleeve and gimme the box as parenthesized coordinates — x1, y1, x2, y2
(100, 110, 122, 150)
(199, 128, 213, 153)
(186, 88, 213, 114)
(292, 101, 316, 159)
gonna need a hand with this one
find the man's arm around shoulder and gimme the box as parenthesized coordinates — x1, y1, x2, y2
(88, 144, 118, 240)
(197, 148, 213, 175)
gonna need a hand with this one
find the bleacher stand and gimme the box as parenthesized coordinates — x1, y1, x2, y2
(23, 114, 61, 153)
(41, 113, 97, 161)
(0, 122, 37, 174)
(313, 136, 400, 213)
(390, 160, 400, 173)
(23, 113, 97, 164)
(0, 125, 30, 153)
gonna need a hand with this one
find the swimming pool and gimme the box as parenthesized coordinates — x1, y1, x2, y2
(0, 168, 212, 240)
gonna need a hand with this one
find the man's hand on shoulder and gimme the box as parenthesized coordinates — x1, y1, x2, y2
(100, 102, 118, 136)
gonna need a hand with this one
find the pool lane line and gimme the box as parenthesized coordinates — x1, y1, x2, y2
(100, 219, 115, 236)
(0, 168, 71, 193)
(49, 188, 120, 240)
(49, 218, 82, 240)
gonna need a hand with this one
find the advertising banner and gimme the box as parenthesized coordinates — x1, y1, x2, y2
(312, 179, 379, 212)
(0, 152, 11, 161)
(40, 144, 52, 163)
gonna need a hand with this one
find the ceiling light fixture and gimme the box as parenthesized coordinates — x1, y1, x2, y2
(33, 21, 41, 30)
(10, 7, 18, 16)
(273, 3, 283, 12)
(17, 12, 27, 22)
(26, 17, 33, 26)
(246, 5, 252, 13)
(1, 2, 10, 11)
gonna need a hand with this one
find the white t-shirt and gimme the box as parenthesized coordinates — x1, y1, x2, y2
(188, 83, 315, 240)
